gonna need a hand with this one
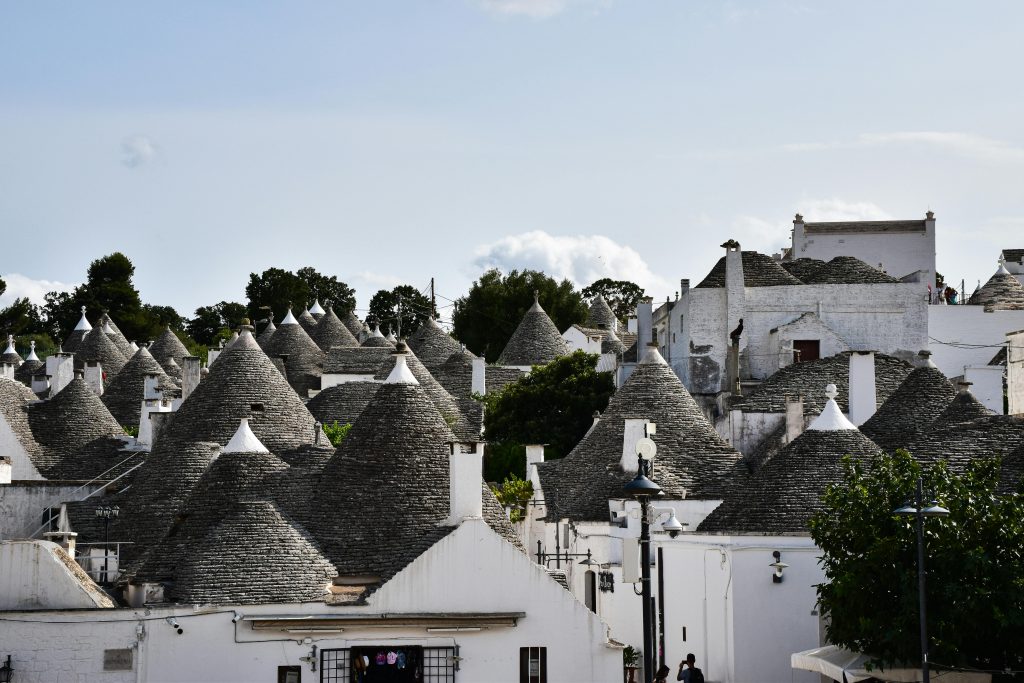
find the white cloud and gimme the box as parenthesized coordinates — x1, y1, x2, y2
(796, 198, 893, 222)
(474, 0, 607, 19)
(783, 131, 1024, 163)
(473, 230, 672, 295)
(0, 273, 75, 308)
(121, 135, 158, 168)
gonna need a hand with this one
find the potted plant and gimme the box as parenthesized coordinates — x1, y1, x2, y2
(622, 645, 640, 683)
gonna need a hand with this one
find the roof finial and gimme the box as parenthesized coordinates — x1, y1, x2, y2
(807, 384, 858, 431)
(385, 342, 419, 385)
(3, 335, 14, 354)
(27, 340, 39, 361)
(74, 306, 92, 331)
(223, 417, 270, 454)
(824, 383, 838, 400)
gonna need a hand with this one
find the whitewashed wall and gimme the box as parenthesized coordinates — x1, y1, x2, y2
(0, 411, 42, 481)
(1009, 330, 1024, 415)
(928, 306, 1024, 378)
(792, 217, 935, 283)
(0, 483, 99, 540)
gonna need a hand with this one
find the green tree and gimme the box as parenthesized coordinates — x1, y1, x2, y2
(366, 285, 434, 336)
(489, 475, 534, 523)
(481, 350, 614, 481)
(811, 450, 1024, 674)
(187, 301, 248, 346)
(0, 297, 46, 337)
(582, 278, 646, 323)
(452, 269, 587, 362)
(245, 267, 356, 323)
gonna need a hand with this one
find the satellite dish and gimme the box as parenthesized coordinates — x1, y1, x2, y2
(635, 437, 657, 460)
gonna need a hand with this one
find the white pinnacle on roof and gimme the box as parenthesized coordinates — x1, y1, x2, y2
(807, 384, 858, 431)
(129, 341, 139, 353)
(101, 319, 114, 334)
(280, 308, 299, 325)
(996, 261, 1010, 276)
(639, 344, 668, 365)
(74, 306, 92, 331)
(308, 299, 326, 316)
(223, 417, 270, 454)
(371, 324, 385, 338)
(385, 327, 397, 343)
(385, 353, 419, 385)
(3, 335, 14, 355)
(26, 340, 39, 361)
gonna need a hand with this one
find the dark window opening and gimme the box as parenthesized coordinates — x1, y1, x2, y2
(519, 647, 547, 683)
(792, 339, 820, 363)
(320, 646, 456, 683)
(279, 666, 301, 683)
(250, 403, 265, 412)
(584, 570, 597, 613)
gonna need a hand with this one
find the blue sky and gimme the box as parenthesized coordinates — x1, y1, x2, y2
(2, 1, 1023, 321)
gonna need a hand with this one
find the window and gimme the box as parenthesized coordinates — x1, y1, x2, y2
(792, 339, 820, 363)
(679, 314, 684, 331)
(520, 647, 547, 683)
(41, 507, 61, 532)
(584, 570, 597, 613)
(320, 647, 457, 683)
(278, 666, 301, 683)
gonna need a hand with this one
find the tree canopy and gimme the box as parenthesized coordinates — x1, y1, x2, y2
(582, 278, 645, 323)
(366, 285, 434, 336)
(810, 449, 1024, 674)
(187, 301, 248, 346)
(481, 350, 615, 482)
(245, 266, 355, 323)
(452, 269, 587, 363)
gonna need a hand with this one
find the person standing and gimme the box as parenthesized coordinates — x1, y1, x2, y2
(677, 653, 704, 683)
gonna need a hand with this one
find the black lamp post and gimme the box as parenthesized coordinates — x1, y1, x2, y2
(94, 505, 119, 584)
(623, 454, 661, 683)
(894, 477, 949, 683)
(0, 654, 12, 683)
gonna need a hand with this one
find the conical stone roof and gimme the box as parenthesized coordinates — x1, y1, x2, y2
(62, 307, 93, 354)
(311, 305, 359, 351)
(342, 309, 363, 338)
(496, 294, 569, 367)
(968, 264, 1024, 309)
(263, 316, 325, 397)
(25, 377, 126, 479)
(172, 500, 336, 605)
(163, 357, 182, 384)
(698, 419, 884, 534)
(306, 381, 382, 428)
(14, 358, 43, 387)
(935, 387, 993, 425)
(407, 317, 464, 369)
(361, 335, 395, 349)
(311, 380, 520, 583)
(434, 348, 477, 399)
(536, 346, 742, 522)
(74, 327, 128, 380)
(1, 336, 22, 366)
(100, 347, 178, 427)
(585, 295, 618, 332)
(148, 327, 190, 374)
(101, 315, 136, 358)
(861, 366, 956, 453)
(256, 319, 276, 350)
(298, 308, 318, 334)
(0, 377, 44, 468)
(155, 331, 318, 453)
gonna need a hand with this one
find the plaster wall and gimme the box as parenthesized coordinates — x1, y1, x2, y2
(767, 314, 850, 375)
(562, 327, 602, 354)
(0, 540, 113, 610)
(670, 284, 925, 393)
(928, 306, 1024, 378)
(1009, 330, 1024, 415)
(0, 483, 95, 540)
(0, 413, 42, 481)
(792, 219, 935, 282)
(724, 411, 785, 456)
(660, 536, 823, 683)
(320, 373, 378, 389)
(963, 365, 1005, 415)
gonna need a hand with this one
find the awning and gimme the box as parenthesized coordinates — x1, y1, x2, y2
(247, 612, 526, 632)
(791, 646, 991, 683)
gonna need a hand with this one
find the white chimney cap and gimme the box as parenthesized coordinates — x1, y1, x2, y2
(74, 306, 93, 331)
(371, 324, 385, 338)
(309, 299, 326, 315)
(26, 340, 39, 361)
(280, 308, 299, 325)
(385, 353, 419, 385)
(224, 418, 270, 454)
(808, 386, 857, 431)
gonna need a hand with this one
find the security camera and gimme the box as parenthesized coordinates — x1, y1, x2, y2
(166, 617, 184, 635)
(232, 612, 243, 624)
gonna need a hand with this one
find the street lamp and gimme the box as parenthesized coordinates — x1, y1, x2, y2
(623, 450, 662, 683)
(94, 505, 119, 585)
(894, 477, 949, 683)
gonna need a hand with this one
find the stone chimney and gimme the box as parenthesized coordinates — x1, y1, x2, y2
(723, 240, 745, 349)
(525, 444, 545, 479)
(848, 351, 876, 425)
(917, 349, 937, 369)
(182, 356, 201, 400)
(447, 441, 484, 523)
(636, 297, 654, 348)
(0, 362, 14, 381)
(784, 395, 805, 443)
(48, 352, 74, 397)
(621, 418, 653, 473)
(83, 361, 104, 396)
(471, 356, 486, 396)
(143, 373, 163, 401)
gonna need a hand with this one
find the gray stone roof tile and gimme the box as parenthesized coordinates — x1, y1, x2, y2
(860, 366, 956, 453)
(799, 256, 899, 284)
(967, 268, 1024, 309)
(148, 327, 191, 374)
(496, 297, 569, 366)
(697, 251, 803, 288)
(311, 305, 359, 352)
(585, 295, 618, 332)
(263, 321, 325, 397)
(74, 328, 128, 380)
(101, 347, 178, 427)
(406, 317, 463, 369)
(307, 381, 381, 428)
(324, 347, 393, 374)
(342, 310, 363, 338)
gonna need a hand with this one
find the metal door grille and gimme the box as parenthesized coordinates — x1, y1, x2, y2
(319, 647, 455, 682)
